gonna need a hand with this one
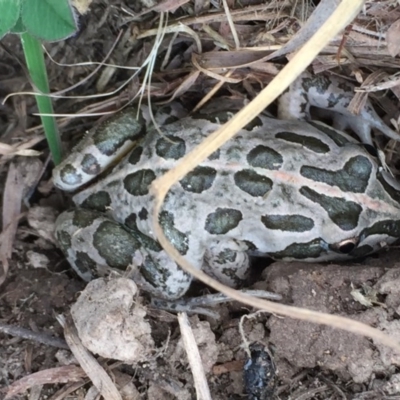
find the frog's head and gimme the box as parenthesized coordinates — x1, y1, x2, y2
(316, 146, 400, 260)
(267, 139, 400, 262)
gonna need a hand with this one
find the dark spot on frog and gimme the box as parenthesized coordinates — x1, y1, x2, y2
(159, 211, 189, 255)
(81, 191, 112, 212)
(300, 186, 362, 231)
(221, 267, 244, 285)
(348, 244, 374, 258)
(302, 74, 330, 94)
(213, 248, 237, 264)
(163, 115, 180, 125)
(377, 173, 400, 204)
(300, 93, 308, 115)
(124, 169, 156, 196)
(124, 213, 162, 252)
(205, 208, 242, 234)
(156, 135, 186, 160)
(261, 214, 314, 232)
(337, 80, 353, 93)
(243, 240, 257, 252)
(208, 149, 220, 160)
(180, 166, 217, 193)
(139, 207, 148, 220)
(247, 145, 283, 169)
(307, 121, 351, 146)
(327, 92, 349, 108)
(360, 220, 400, 240)
(75, 251, 97, 275)
(72, 208, 101, 228)
(81, 154, 101, 175)
(275, 132, 330, 154)
(300, 156, 372, 193)
(270, 238, 327, 259)
(234, 169, 273, 197)
(128, 146, 143, 165)
(94, 110, 146, 156)
(141, 255, 191, 299)
(56, 229, 72, 250)
(60, 164, 82, 186)
(93, 221, 141, 269)
(141, 255, 168, 287)
(226, 145, 243, 162)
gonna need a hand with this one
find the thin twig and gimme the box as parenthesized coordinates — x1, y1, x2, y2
(0, 322, 69, 349)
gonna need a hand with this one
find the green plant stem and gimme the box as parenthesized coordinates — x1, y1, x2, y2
(20, 32, 62, 164)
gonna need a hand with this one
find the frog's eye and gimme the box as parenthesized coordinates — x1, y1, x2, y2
(330, 237, 359, 254)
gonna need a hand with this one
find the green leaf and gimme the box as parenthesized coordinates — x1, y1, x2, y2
(10, 16, 25, 34)
(21, 33, 62, 164)
(0, 0, 21, 39)
(21, 0, 78, 42)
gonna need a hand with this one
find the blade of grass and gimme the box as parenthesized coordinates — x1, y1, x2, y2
(20, 32, 62, 164)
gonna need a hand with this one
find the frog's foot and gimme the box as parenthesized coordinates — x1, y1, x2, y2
(151, 290, 282, 318)
(204, 238, 251, 288)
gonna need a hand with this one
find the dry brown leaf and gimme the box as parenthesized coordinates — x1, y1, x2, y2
(348, 71, 388, 115)
(163, 70, 201, 102)
(0, 163, 24, 285)
(194, 0, 209, 14)
(4, 366, 86, 399)
(137, 0, 189, 16)
(0, 142, 14, 155)
(0, 158, 43, 285)
(195, 50, 271, 70)
(386, 19, 400, 57)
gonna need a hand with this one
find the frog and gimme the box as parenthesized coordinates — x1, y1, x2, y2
(53, 72, 400, 301)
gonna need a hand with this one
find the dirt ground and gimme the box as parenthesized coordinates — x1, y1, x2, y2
(3, 242, 400, 399)
(2, 1, 400, 399)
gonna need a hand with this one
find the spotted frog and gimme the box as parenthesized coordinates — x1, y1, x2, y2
(53, 73, 400, 300)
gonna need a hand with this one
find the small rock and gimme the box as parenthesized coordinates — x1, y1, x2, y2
(71, 278, 154, 363)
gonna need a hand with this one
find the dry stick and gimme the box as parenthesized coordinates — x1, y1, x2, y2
(150, 0, 400, 354)
(178, 313, 212, 400)
(0, 322, 69, 349)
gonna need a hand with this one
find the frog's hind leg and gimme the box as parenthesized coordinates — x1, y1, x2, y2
(278, 70, 400, 144)
(203, 238, 251, 288)
(55, 208, 144, 282)
(56, 208, 194, 300)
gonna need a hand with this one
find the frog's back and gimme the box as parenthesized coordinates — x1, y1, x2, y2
(72, 115, 400, 262)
